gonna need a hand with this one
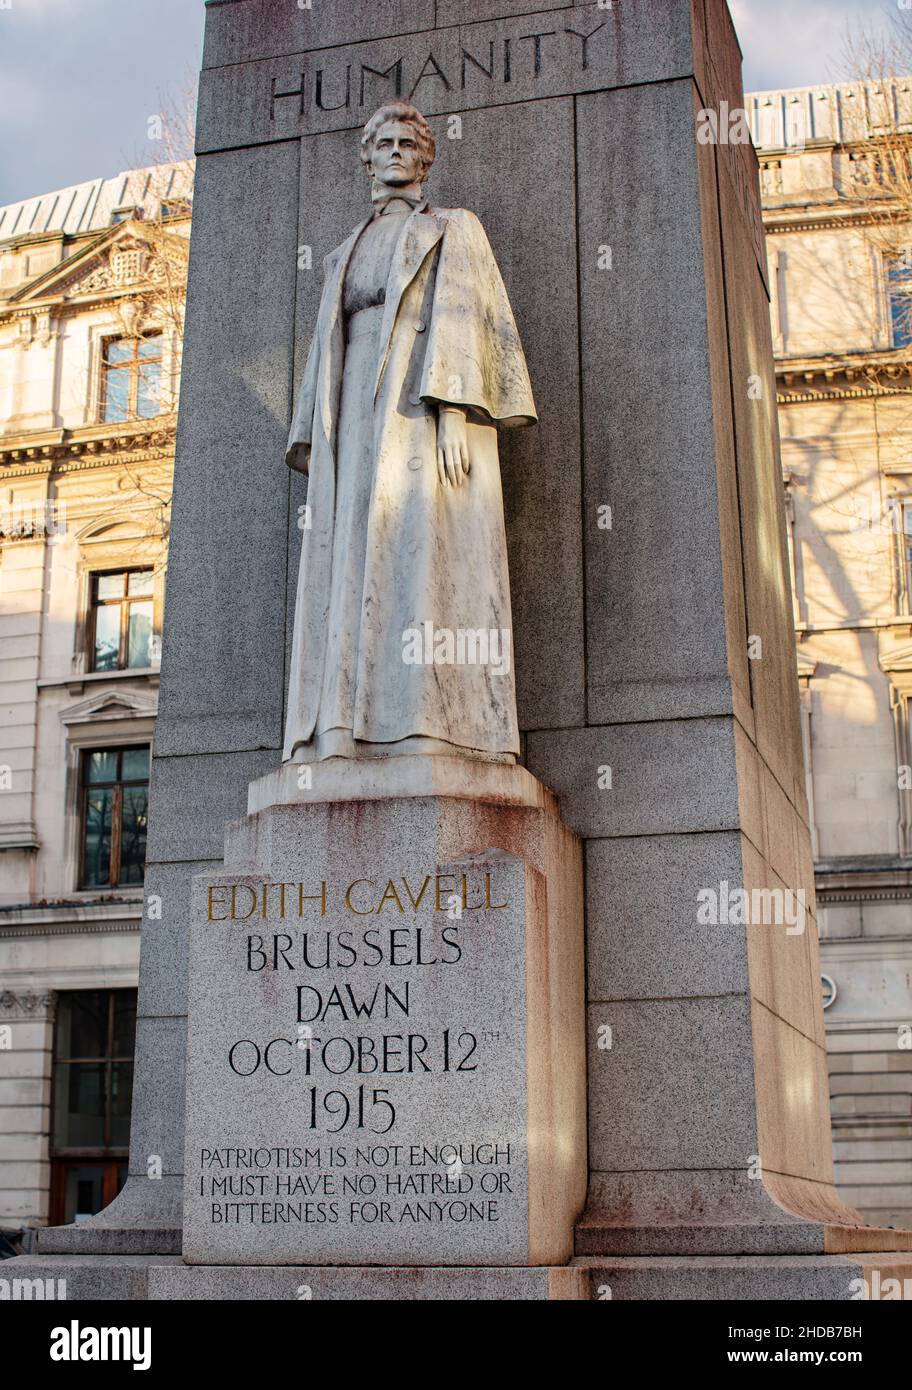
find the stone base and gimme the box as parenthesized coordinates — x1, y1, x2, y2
(576, 1170, 912, 1257)
(183, 758, 587, 1266)
(36, 1175, 182, 1255)
(576, 1254, 912, 1301)
(7, 1252, 912, 1300)
(1, 1254, 184, 1300)
(148, 1263, 587, 1300)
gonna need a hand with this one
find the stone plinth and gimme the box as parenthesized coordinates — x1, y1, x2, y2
(182, 760, 586, 1267)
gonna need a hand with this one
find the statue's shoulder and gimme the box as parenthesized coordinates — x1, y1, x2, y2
(429, 205, 481, 227)
(426, 206, 489, 245)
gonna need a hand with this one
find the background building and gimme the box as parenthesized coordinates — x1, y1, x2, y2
(753, 79, 912, 1227)
(0, 163, 190, 1235)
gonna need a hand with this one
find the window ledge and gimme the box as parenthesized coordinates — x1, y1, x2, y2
(38, 667, 160, 692)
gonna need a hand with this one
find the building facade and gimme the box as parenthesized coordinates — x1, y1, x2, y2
(753, 80, 912, 1226)
(0, 164, 190, 1234)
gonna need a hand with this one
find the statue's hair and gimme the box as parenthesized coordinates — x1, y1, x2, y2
(360, 103, 436, 180)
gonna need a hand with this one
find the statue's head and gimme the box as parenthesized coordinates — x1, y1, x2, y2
(360, 103, 436, 188)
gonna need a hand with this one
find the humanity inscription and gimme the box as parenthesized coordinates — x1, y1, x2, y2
(183, 856, 531, 1265)
(195, 4, 693, 152)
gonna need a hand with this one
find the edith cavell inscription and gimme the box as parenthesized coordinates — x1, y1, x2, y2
(184, 857, 531, 1265)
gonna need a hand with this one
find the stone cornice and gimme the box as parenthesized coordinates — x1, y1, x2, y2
(762, 204, 905, 235)
(775, 351, 912, 403)
(0, 920, 140, 940)
(816, 860, 912, 903)
(0, 217, 189, 316)
(0, 416, 177, 474)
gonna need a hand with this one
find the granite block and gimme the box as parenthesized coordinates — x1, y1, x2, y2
(577, 1254, 909, 1300)
(137, 860, 221, 1017)
(196, 5, 696, 154)
(586, 831, 749, 1002)
(717, 155, 806, 809)
(0, 1255, 182, 1301)
(146, 749, 280, 864)
(587, 996, 758, 1172)
(154, 142, 299, 757)
(149, 1262, 587, 1299)
(526, 718, 741, 840)
(576, 80, 732, 727)
(203, 0, 436, 70)
(182, 788, 585, 1266)
(127, 1016, 187, 1180)
(751, 1001, 835, 1188)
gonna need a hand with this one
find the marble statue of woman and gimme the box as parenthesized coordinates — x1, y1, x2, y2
(283, 102, 537, 763)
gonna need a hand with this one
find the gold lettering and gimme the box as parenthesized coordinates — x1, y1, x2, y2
(297, 881, 328, 916)
(401, 874, 432, 911)
(345, 879, 375, 915)
(207, 885, 228, 921)
(462, 874, 485, 912)
(377, 879, 405, 913)
(435, 874, 457, 911)
(484, 873, 508, 909)
(230, 884, 258, 920)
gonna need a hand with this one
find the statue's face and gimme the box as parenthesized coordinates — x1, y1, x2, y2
(370, 120, 423, 186)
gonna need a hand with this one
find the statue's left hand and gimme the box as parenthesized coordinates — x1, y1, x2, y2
(436, 405, 470, 488)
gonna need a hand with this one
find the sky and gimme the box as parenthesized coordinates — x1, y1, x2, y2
(0, 0, 904, 207)
(731, 0, 898, 92)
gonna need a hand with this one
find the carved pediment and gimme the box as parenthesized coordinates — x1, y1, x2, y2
(60, 688, 158, 726)
(9, 220, 187, 308)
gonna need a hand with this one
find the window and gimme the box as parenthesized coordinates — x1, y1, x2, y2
(50, 990, 136, 1224)
(101, 333, 162, 422)
(886, 253, 912, 348)
(89, 568, 154, 671)
(80, 745, 150, 889)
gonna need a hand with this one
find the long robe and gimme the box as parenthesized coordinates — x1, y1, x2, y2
(283, 202, 537, 761)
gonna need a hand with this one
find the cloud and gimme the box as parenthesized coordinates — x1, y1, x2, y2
(0, 0, 203, 206)
(731, 0, 898, 92)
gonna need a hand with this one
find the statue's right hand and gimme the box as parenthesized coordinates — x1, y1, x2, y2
(436, 405, 470, 489)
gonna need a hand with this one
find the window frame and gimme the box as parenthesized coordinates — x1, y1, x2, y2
(49, 989, 136, 1225)
(99, 331, 164, 423)
(885, 250, 912, 350)
(87, 566, 155, 673)
(78, 744, 150, 890)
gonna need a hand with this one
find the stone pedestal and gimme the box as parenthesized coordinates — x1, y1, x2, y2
(181, 759, 587, 1267)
